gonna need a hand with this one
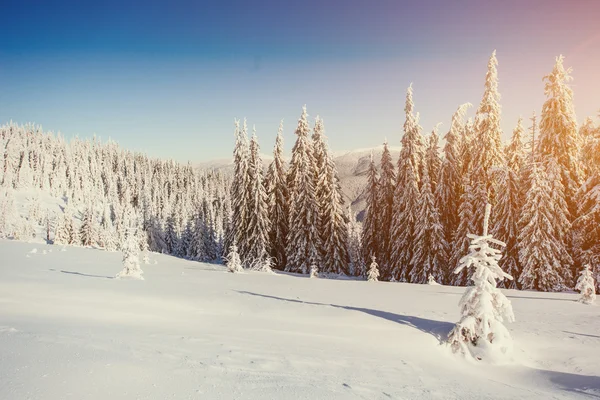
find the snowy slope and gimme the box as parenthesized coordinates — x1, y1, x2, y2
(1, 240, 599, 400)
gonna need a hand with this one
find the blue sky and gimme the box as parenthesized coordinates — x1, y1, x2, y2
(1, 0, 599, 161)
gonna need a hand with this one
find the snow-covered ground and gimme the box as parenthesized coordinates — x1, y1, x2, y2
(1, 240, 599, 400)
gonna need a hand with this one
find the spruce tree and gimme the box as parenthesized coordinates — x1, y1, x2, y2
(471, 50, 505, 203)
(346, 206, 363, 277)
(265, 121, 288, 270)
(436, 103, 471, 254)
(79, 204, 98, 247)
(425, 125, 442, 195)
(410, 161, 448, 284)
(286, 106, 321, 274)
(450, 176, 477, 286)
(367, 256, 380, 282)
(245, 129, 271, 270)
(493, 118, 525, 289)
(390, 85, 424, 282)
(376, 139, 395, 276)
(518, 159, 571, 292)
(229, 119, 250, 264)
(538, 55, 582, 219)
(575, 265, 596, 305)
(361, 153, 379, 267)
(320, 151, 350, 275)
(447, 204, 515, 362)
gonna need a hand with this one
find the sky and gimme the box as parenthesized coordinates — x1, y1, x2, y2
(1, 0, 599, 162)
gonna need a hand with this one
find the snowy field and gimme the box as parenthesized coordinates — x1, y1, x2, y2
(1, 240, 599, 400)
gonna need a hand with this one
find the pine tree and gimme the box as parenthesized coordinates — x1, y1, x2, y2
(376, 139, 395, 276)
(229, 119, 250, 263)
(425, 125, 442, 195)
(346, 206, 363, 277)
(320, 151, 350, 275)
(493, 118, 526, 289)
(286, 106, 321, 274)
(538, 55, 582, 219)
(245, 128, 271, 270)
(390, 85, 424, 282)
(575, 265, 596, 305)
(574, 171, 600, 293)
(265, 121, 289, 270)
(361, 153, 379, 266)
(518, 159, 571, 291)
(116, 228, 144, 280)
(450, 176, 477, 286)
(410, 160, 448, 284)
(447, 204, 515, 362)
(367, 256, 380, 282)
(79, 204, 98, 247)
(164, 213, 178, 254)
(471, 51, 505, 207)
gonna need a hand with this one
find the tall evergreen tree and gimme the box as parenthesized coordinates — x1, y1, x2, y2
(450, 175, 477, 286)
(361, 153, 379, 267)
(436, 103, 471, 251)
(375, 139, 395, 277)
(410, 161, 448, 284)
(425, 125, 442, 195)
(229, 119, 250, 265)
(286, 106, 321, 274)
(518, 157, 572, 291)
(471, 50, 505, 195)
(245, 129, 271, 269)
(265, 121, 289, 270)
(493, 118, 526, 289)
(390, 85, 424, 282)
(538, 55, 582, 220)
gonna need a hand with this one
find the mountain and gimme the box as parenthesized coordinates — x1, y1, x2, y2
(198, 145, 402, 220)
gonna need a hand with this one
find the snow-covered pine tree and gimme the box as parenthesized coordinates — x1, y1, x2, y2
(493, 118, 525, 289)
(437, 105, 471, 247)
(574, 171, 600, 293)
(228, 119, 250, 262)
(367, 255, 380, 282)
(245, 128, 272, 271)
(116, 228, 144, 280)
(410, 158, 448, 284)
(320, 151, 350, 275)
(538, 55, 582, 220)
(226, 241, 243, 273)
(580, 117, 599, 180)
(79, 204, 98, 247)
(164, 212, 178, 255)
(450, 175, 478, 286)
(425, 124, 442, 195)
(471, 51, 505, 212)
(447, 204, 515, 362)
(265, 120, 289, 270)
(575, 265, 596, 304)
(0, 188, 17, 239)
(313, 117, 349, 276)
(286, 106, 321, 274)
(518, 158, 571, 291)
(390, 85, 424, 282)
(361, 152, 379, 267)
(310, 264, 319, 278)
(346, 206, 363, 277)
(376, 139, 396, 276)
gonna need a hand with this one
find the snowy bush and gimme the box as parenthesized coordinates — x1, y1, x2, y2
(226, 243, 243, 273)
(116, 229, 144, 280)
(447, 204, 515, 363)
(310, 264, 319, 278)
(575, 265, 596, 305)
(367, 256, 380, 282)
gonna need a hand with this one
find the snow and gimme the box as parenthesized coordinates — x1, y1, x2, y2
(1, 239, 600, 399)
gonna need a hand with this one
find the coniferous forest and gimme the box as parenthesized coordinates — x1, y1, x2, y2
(1, 52, 599, 293)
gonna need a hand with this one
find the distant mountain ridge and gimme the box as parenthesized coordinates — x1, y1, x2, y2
(198, 145, 402, 220)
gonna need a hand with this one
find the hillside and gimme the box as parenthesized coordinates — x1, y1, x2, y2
(1, 240, 599, 399)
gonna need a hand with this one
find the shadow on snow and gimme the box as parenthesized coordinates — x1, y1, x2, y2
(237, 290, 454, 344)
